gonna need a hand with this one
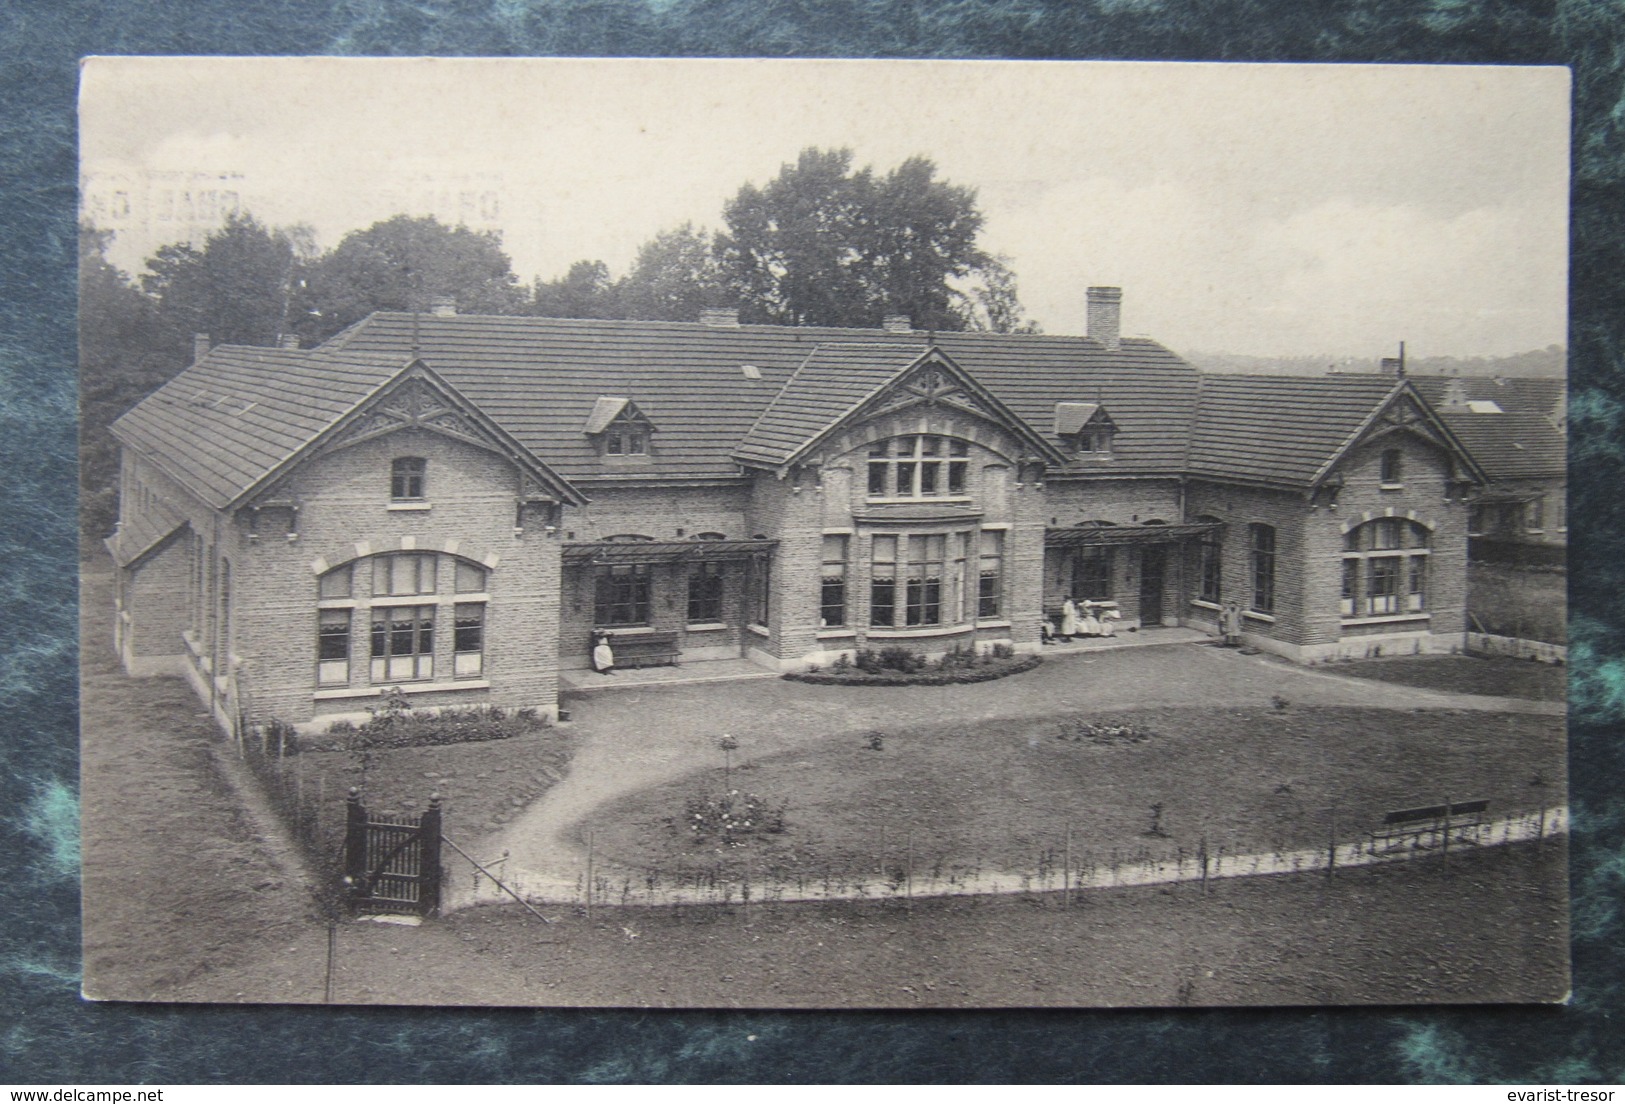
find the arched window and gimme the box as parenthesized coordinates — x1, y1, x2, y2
(314, 552, 491, 689)
(1341, 519, 1430, 617)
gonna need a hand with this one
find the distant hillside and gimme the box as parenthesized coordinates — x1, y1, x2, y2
(1185, 346, 1566, 378)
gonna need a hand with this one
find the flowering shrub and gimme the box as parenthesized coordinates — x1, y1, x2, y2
(295, 704, 545, 752)
(786, 653, 1040, 686)
(683, 790, 787, 846)
(1055, 719, 1156, 745)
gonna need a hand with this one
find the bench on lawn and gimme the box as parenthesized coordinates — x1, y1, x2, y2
(603, 630, 682, 669)
(1369, 799, 1489, 854)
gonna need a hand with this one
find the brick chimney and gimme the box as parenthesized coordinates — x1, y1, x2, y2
(428, 296, 457, 317)
(279, 333, 300, 350)
(1086, 287, 1122, 351)
(882, 314, 912, 333)
(193, 333, 212, 364)
(700, 307, 741, 327)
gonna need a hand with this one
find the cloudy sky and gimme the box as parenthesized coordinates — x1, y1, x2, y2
(80, 57, 1569, 359)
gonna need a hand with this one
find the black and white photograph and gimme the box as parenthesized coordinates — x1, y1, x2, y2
(79, 56, 1570, 1008)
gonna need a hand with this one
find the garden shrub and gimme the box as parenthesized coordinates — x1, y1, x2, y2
(293, 702, 547, 752)
(682, 790, 787, 846)
(785, 653, 1041, 686)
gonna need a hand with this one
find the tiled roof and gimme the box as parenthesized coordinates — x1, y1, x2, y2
(1409, 377, 1567, 482)
(326, 313, 1204, 481)
(111, 345, 410, 509)
(1429, 410, 1567, 482)
(105, 495, 186, 567)
(1187, 374, 1405, 487)
(1411, 375, 1566, 421)
(733, 343, 928, 468)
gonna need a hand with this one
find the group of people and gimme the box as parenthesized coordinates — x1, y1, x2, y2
(1044, 596, 1122, 643)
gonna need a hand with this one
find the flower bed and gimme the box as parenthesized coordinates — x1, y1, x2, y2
(785, 653, 1040, 686)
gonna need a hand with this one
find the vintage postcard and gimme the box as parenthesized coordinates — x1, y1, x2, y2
(80, 57, 1569, 1007)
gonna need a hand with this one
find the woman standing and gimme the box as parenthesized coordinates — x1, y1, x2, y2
(1060, 596, 1079, 641)
(592, 630, 617, 675)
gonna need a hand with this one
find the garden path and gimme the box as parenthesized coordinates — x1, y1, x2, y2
(447, 643, 1560, 909)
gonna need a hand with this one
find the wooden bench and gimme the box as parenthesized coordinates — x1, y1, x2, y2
(603, 631, 682, 669)
(1369, 799, 1489, 854)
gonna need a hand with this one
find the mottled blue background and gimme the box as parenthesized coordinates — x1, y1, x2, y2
(4, 0, 1622, 1084)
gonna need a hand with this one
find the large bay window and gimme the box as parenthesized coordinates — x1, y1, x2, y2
(867, 531, 979, 629)
(867, 436, 970, 499)
(905, 534, 947, 625)
(1341, 518, 1430, 618)
(316, 551, 489, 690)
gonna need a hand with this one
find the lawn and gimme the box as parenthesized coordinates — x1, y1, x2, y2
(577, 703, 1564, 887)
(1469, 561, 1567, 644)
(1323, 654, 1567, 701)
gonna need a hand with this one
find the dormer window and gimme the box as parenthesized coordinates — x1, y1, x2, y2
(1054, 402, 1116, 458)
(584, 396, 655, 460)
(391, 457, 426, 501)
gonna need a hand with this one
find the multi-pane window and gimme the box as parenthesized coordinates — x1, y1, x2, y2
(1526, 497, 1545, 530)
(453, 603, 484, 677)
(905, 534, 947, 626)
(374, 553, 436, 596)
(1074, 547, 1113, 601)
(977, 530, 1004, 618)
(594, 564, 651, 626)
(1249, 524, 1276, 614)
(687, 562, 725, 623)
(1367, 557, 1401, 615)
(820, 535, 848, 627)
(870, 536, 898, 627)
(317, 609, 351, 685)
(317, 552, 490, 688)
(605, 427, 647, 455)
(371, 606, 434, 682)
(1341, 519, 1431, 617)
(1196, 525, 1222, 604)
(391, 457, 426, 501)
(867, 436, 970, 499)
(1380, 449, 1403, 486)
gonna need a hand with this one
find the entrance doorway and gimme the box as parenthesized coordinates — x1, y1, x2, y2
(1139, 547, 1165, 626)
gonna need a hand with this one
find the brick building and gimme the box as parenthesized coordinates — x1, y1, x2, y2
(106, 289, 1496, 732)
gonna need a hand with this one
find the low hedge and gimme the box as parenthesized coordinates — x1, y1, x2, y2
(289, 704, 547, 752)
(784, 654, 1041, 687)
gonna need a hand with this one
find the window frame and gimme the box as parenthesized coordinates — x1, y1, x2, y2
(316, 552, 492, 690)
(1379, 448, 1403, 487)
(1340, 519, 1432, 620)
(686, 561, 726, 624)
(1249, 523, 1276, 615)
(820, 534, 849, 628)
(977, 529, 1004, 619)
(391, 456, 427, 502)
(594, 563, 652, 627)
(866, 435, 971, 501)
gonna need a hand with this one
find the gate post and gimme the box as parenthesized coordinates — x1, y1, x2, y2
(420, 794, 444, 916)
(344, 787, 369, 898)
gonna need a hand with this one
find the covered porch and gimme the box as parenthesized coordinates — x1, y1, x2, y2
(1043, 521, 1223, 632)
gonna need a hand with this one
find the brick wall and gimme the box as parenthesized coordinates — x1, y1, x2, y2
(222, 428, 564, 726)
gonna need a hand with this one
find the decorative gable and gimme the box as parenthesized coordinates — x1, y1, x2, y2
(323, 376, 488, 453)
(870, 358, 1001, 422)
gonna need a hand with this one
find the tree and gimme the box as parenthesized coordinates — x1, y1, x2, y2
(956, 253, 1042, 334)
(294, 215, 524, 343)
(529, 259, 621, 319)
(79, 226, 175, 543)
(714, 147, 1007, 331)
(140, 212, 305, 355)
(718, 147, 877, 327)
(615, 223, 729, 321)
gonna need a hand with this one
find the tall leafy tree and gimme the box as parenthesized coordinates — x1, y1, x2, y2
(715, 147, 1002, 330)
(140, 212, 304, 355)
(718, 147, 878, 327)
(79, 226, 174, 543)
(294, 215, 524, 342)
(615, 223, 729, 321)
(956, 253, 1042, 335)
(529, 259, 621, 319)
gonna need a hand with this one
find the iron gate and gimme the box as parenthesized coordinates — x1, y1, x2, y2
(343, 788, 443, 915)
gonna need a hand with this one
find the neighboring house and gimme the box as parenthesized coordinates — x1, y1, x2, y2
(107, 289, 1494, 734)
(1411, 376, 1567, 552)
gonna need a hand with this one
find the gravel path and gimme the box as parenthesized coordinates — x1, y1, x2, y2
(453, 644, 1561, 908)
